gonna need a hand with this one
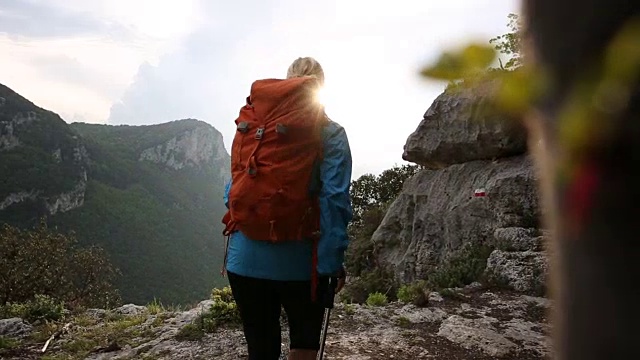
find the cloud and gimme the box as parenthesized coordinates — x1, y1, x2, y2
(107, 1, 302, 134)
(0, 0, 132, 40)
(28, 54, 122, 99)
(106, 0, 520, 177)
(0, 0, 520, 177)
(0, 0, 204, 124)
(106, 34, 241, 129)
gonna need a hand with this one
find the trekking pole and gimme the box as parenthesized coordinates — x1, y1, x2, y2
(317, 276, 339, 360)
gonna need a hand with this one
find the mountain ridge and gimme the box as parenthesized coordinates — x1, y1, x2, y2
(0, 82, 230, 305)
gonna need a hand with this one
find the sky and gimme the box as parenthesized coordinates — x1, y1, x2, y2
(0, 0, 520, 179)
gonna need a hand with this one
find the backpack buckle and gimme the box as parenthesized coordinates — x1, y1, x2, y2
(237, 122, 249, 133)
(255, 127, 264, 140)
(276, 123, 287, 135)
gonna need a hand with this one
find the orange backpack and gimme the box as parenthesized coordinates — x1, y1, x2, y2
(222, 76, 328, 243)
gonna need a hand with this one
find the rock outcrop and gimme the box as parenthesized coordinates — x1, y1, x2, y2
(484, 250, 548, 295)
(0, 83, 89, 215)
(138, 120, 230, 179)
(0, 84, 232, 306)
(402, 80, 528, 169)
(0, 289, 551, 360)
(0, 318, 33, 338)
(376, 82, 548, 296)
(374, 156, 540, 283)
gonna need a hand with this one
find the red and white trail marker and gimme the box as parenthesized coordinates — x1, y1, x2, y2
(474, 188, 487, 197)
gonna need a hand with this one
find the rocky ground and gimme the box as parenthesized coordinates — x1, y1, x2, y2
(0, 285, 552, 360)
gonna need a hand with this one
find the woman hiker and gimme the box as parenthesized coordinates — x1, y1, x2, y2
(222, 56, 353, 360)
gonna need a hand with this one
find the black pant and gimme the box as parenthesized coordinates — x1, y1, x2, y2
(227, 271, 329, 360)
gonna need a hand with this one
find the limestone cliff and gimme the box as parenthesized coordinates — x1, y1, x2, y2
(0, 83, 231, 305)
(138, 119, 230, 181)
(376, 81, 548, 296)
(0, 83, 89, 216)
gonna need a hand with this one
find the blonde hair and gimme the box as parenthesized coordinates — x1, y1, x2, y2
(286, 57, 325, 85)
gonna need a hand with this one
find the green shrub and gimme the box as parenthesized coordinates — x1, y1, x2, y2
(342, 303, 355, 316)
(396, 280, 429, 306)
(210, 286, 234, 304)
(366, 292, 388, 307)
(146, 298, 165, 315)
(176, 286, 241, 341)
(206, 286, 241, 328)
(0, 220, 121, 309)
(439, 288, 468, 301)
(396, 286, 412, 303)
(0, 336, 20, 350)
(345, 164, 422, 278)
(175, 323, 204, 342)
(340, 267, 398, 304)
(395, 316, 412, 328)
(0, 294, 64, 323)
(427, 243, 494, 290)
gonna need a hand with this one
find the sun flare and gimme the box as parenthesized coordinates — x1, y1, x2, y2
(315, 86, 328, 106)
(315, 85, 339, 114)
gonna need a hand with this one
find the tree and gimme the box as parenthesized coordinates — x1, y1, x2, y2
(376, 164, 423, 205)
(345, 163, 422, 280)
(420, 13, 525, 90)
(489, 13, 523, 70)
(349, 173, 379, 225)
(0, 219, 122, 308)
(349, 164, 422, 225)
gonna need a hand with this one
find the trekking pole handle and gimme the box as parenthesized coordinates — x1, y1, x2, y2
(323, 276, 339, 309)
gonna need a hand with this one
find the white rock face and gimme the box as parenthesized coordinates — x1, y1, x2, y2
(0, 175, 87, 215)
(44, 144, 89, 215)
(45, 171, 87, 215)
(0, 130, 19, 150)
(0, 190, 42, 210)
(139, 126, 226, 171)
(0, 142, 88, 214)
(1, 111, 39, 149)
(52, 148, 62, 162)
(140, 128, 214, 170)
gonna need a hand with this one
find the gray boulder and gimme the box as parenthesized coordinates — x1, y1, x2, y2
(0, 318, 32, 338)
(113, 304, 147, 316)
(402, 81, 527, 169)
(484, 250, 548, 296)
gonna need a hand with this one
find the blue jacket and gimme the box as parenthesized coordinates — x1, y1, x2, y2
(223, 120, 353, 281)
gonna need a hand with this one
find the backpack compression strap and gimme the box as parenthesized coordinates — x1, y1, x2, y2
(311, 235, 319, 302)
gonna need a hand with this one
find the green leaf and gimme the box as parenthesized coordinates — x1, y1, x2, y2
(420, 43, 497, 81)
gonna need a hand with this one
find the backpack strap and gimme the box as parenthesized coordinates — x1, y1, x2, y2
(309, 119, 328, 302)
(220, 234, 230, 277)
(245, 125, 265, 178)
(311, 233, 320, 302)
